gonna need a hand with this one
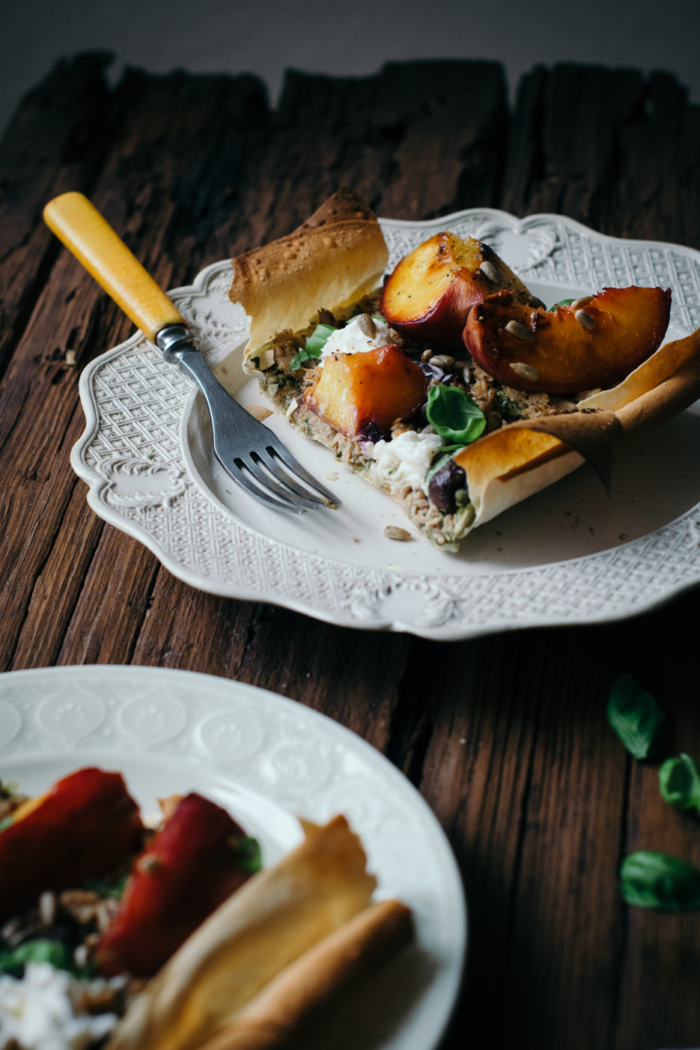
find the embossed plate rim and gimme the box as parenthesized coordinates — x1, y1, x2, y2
(71, 207, 700, 638)
(0, 663, 466, 1050)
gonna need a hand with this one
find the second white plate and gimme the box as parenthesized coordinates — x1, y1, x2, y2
(0, 665, 466, 1050)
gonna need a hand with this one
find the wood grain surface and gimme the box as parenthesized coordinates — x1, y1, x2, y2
(1, 55, 699, 1049)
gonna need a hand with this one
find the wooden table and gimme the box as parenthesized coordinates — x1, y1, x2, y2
(2, 54, 700, 1049)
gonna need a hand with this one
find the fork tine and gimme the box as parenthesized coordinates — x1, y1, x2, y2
(265, 440, 341, 507)
(217, 456, 306, 514)
(257, 450, 328, 507)
(242, 455, 321, 511)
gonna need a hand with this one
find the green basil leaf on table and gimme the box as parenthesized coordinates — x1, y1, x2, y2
(426, 386, 486, 445)
(290, 323, 336, 370)
(659, 753, 700, 813)
(549, 298, 576, 312)
(607, 673, 667, 759)
(620, 851, 700, 911)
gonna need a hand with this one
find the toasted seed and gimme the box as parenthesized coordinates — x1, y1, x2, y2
(480, 260, 500, 283)
(39, 891, 56, 927)
(246, 404, 273, 422)
(74, 945, 89, 968)
(65, 350, 76, 367)
(528, 296, 545, 309)
(575, 309, 596, 330)
(510, 361, 540, 381)
(505, 319, 535, 341)
(571, 296, 593, 310)
(421, 348, 434, 361)
(357, 313, 376, 338)
(430, 354, 455, 368)
(384, 526, 412, 541)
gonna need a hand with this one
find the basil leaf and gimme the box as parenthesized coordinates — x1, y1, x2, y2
(426, 386, 486, 445)
(305, 323, 336, 356)
(0, 940, 72, 975)
(289, 349, 310, 370)
(234, 835, 262, 874)
(659, 754, 700, 814)
(607, 673, 667, 759)
(290, 323, 337, 370)
(620, 851, 700, 911)
(549, 298, 576, 312)
(372, 314, 385, 323)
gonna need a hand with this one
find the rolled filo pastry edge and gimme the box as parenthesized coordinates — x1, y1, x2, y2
(196, 898, 414, 1050)
(456, 326, 700, 532)
(107, 816, 376, 1050)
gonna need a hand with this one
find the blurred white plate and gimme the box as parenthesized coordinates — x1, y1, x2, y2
(72, 208, 700, 638)
(0, 664, 465, 1050)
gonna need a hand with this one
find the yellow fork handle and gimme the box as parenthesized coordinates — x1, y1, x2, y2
(43, 192, 185, 343)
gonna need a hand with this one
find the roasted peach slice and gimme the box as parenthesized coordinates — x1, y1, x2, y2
(0, 768, 143, 915)
(98, 793, 255, 976)
(381, 232, 530, 344)
(464, 286, 672, 394)
(302, 345, 427, 439)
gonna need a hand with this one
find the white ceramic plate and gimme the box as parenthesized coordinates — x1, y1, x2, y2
(72, 209, 700, 639)
(0, 664, 465, 1050)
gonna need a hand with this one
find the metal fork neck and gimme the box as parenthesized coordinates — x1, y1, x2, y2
(156, 323, 198, 364)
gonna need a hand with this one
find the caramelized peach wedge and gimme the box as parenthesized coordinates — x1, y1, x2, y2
(464, 286, 672, 395)
(381, 231, 531, 344)
(302, 344, 426, 439)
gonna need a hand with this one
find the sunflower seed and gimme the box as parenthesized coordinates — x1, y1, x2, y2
(505, 320, 535, 341)
(575, 309, 596, 330)
(528, 296, 545, 309)
(245, 404, 273, 422)
(510, 361, 540, 381)
(480, 260, 500, 283)
(39, 891, 56, 927)
(421, 349, 434, 361)
(357, 313, 376, 338)
(571, 296, 593, 310)
(430, 354, 455, 368)
(385, 526, 412, 541)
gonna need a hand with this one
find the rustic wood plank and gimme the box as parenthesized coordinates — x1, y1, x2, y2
(431, 62, 700, 1050)
(610, 587, 700, 1050)
(9, 479, 104, 669)
(502, 63, 645, 229)
(234, 59, 508, 251)
(0, 67, 269, 671)
(0, 53, 114, 379)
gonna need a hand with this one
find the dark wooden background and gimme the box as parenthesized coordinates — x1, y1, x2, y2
(1, 54, 700, 1049)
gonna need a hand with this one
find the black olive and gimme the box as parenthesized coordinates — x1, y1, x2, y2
(357, 420, 390, 443)
(429, 459, 468, 513)
(419, 360, 451, 384)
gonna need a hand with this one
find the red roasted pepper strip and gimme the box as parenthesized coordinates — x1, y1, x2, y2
(0, 767, 143, 915)
(98, 793, 254, 976)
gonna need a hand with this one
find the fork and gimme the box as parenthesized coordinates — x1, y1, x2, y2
(43, 192, 339, 514)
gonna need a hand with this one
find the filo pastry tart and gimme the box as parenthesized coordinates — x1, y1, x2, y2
(227, 190, 700, 550)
